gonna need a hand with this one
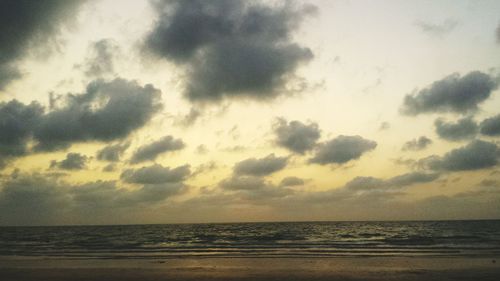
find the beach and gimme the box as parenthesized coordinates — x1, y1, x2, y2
(1, 257, 499, 281)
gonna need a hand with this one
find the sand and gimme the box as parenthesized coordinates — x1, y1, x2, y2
(1, 257, 499, 281)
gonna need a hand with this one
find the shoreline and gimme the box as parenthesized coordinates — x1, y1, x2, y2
(1, 256, 499, 281)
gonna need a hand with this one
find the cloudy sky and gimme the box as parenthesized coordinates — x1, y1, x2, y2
(1, 0, 500, 225)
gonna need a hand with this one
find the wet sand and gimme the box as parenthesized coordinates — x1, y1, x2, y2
(1, 257, 499, 281)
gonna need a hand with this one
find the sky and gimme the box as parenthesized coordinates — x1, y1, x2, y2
(0, 0, 500, 226)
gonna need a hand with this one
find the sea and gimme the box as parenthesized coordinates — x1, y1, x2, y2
(1, 220, 499, 259)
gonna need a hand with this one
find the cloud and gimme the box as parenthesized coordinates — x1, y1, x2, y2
(50, 153, 88, 170)
(402, 136, 432, 151)
(480, 114, 500, 136)
(34, 78, 162, 151)
(0, 173, 71, 225)
(434, 117, 478, 141)
(401, 71, 498, 115)
(310, 135, 377, 165)
(280, 176, 305, 187)
(0, 171, 184, 225)
(415, 19, 458, 38)
(144, 0, 316, 103)
(175, 108, 201, 127)
(219, 175, 293, 199)
(425, 140, 498, 171)
(82, 39, 118, 78)
(233, 153, 288, 176)
(378, 122, 390, 131)
(0, 0, 84, 89)
(273, 118, 320, 154)
(121, 164, 191, 184)
(0, 100, 44, 167)
(96, 142, 130, 162)
(130, 136, 185, 164)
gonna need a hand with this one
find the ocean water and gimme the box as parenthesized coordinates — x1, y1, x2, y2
(1, 220, 499, 259)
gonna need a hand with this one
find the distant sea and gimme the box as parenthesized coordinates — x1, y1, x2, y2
(1, 220, 499, 259)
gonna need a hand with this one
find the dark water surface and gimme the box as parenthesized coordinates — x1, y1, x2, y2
(1, 220, 499, 259)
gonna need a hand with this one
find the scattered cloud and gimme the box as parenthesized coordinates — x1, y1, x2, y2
(50, 153, 89, 170)
(130, 135, 185, 164)
(219, 175, 293, 199)
(378, 122, 390, 131)
(415, 19, 458, 38)
(480, 114, 500, 136)
(310, 135, 377, 165)
(0, 0, 84, 89)
(434, 117, 478, 141)
(144, 0, 316, 103)
(273, 118, 320, 154)
(82, 39, 119, 78)
(401, 71, 498, 115)
(280, 176, 305, 187)
(234, 153, 288, 176)
(121, 164, 191, 184)
(175, 108, 201, 127)
(96, 142, 130, 162)
(402, 136, 432, 151)
(0, 100, 43, 167)
(34, 78, 162, 151)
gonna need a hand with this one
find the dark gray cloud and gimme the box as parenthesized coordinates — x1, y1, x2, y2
(0, 78, 161, 165)
(434, 117, 478, 141)
(233, 153, 288, 176)
(303, 171, 441, 205)
(82, 39, 118, 77)
(130, 136, 185, 164)
(401, 71, 498, 115)
(425, 140, 498, 171)
(310, 135, 377, 165)
(0, 171, 184, 225)
(0, 100, 43, 167)
(0, 0, 84, 89)
(34, 78, 162, 151)
(102, 163, 116, 172)
(480, 114, 500, 136)
(50, 153, 88, 170)
(219, 175, 267, 191)
(273, 118, 320, 154)
(402, 136, 432, 151)
(96, 142, 130, 162)
(0, 173, 70, 225)
(144, 0, 315, 102)
(121, 164, 191, 184)
(415, 19, 458, 38)
(280, 176, 305, 187)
